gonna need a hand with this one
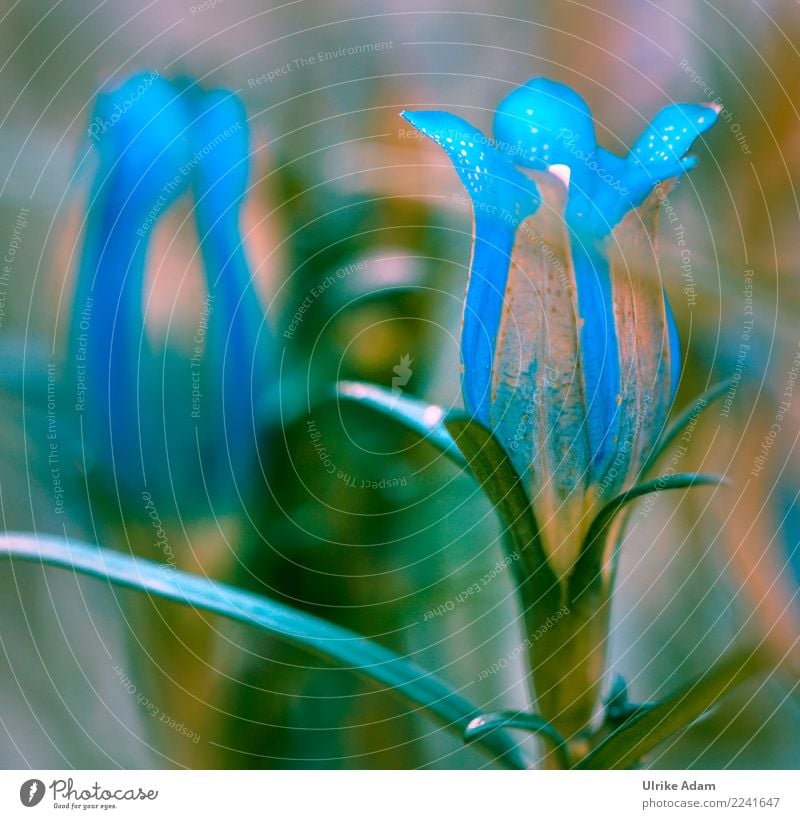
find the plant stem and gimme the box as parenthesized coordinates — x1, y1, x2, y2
(520, 583, 610, 764)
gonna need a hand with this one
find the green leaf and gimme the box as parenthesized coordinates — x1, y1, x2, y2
(336, 381, 466, 467)
(465, 710, 569, 768)
(579, 646, 767, 769)
(443, 413, 573, 737)
(443, 412, 559, 604)
(645, 380, 733, 473)
(0, 531, 527, 770)
(570, 473, 727, 602)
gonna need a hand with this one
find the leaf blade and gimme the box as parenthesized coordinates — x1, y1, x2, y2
(443, 412, 559, 600)
(578, 646, 766, 769)
(0, 531, 527, 769)
(336, 380, 465, 467)
(645, 380, 733, 473)
(570, 473, 726, 601)
(465, 710, 569, 768)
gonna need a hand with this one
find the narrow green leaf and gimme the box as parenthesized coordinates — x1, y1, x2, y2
(336, 381, 466, 467)
(443, 412, 559, 604)
(579, 646, 767, 769)
(645, 380, 733, 473)
(465, 710, 569, 768)
(570, 473, 726, 601)
(0, 532, 527, 769)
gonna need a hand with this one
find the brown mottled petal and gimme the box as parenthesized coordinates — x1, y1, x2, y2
(605, 181, 675, 490)
(490, 171, 593, 574)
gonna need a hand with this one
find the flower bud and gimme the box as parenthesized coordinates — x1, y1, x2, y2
(403, 78, 718, 573)
(72, 73, 267, 513)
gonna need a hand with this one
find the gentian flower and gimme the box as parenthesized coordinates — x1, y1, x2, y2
(72, 73, 268, 516)
(403, 78, 718, 574)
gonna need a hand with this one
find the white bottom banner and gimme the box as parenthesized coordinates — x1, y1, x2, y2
(0, 770, 796, 817)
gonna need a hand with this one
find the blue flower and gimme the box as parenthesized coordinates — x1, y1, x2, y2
(403, 78, 718, 572)
(72, 73, 268, 515)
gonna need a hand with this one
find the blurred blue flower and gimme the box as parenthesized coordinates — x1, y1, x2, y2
(403, 78, 718, 572)
(72, 73, 268, 516)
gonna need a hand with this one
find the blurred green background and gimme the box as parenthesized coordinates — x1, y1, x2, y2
(0, 0, 798, 769)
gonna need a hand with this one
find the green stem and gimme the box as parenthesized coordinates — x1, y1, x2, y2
(521, 585, 610, 757)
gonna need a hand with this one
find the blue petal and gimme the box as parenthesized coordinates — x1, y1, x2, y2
(564, 147, 630, 235)
(459, 216, 521, 422)
(493, 77, 596, 171)
(622, 103, 720, 208)
(401, 109, 540, 422)
(628, 103, 719, 175)
(493, 81, 719, 236)
(569, 234, 620, 476)
(184, 85, 250, 208)
(775, 481, 800, 589)
(401, 109, 540, 228)
(75, 74, 191, 488)
(187, 86, 268, 492)
(664, 292, 681, 402)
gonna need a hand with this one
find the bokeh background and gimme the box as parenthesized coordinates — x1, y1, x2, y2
(0, 0, 798, 769)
